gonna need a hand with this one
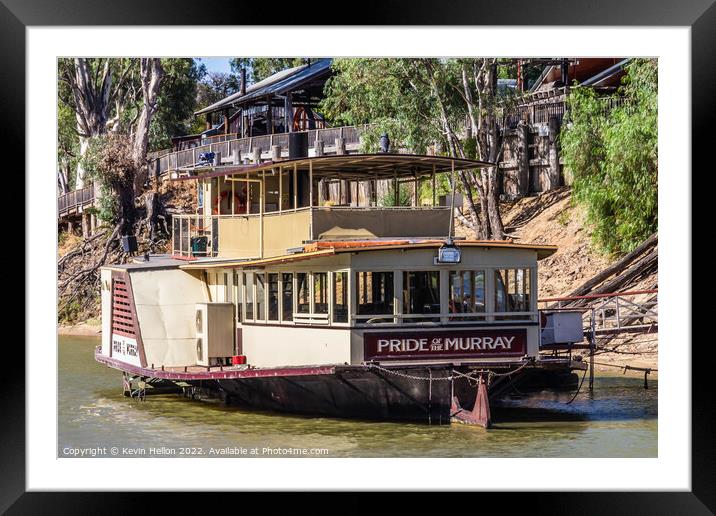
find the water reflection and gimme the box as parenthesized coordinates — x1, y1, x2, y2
(59, 336, 657, 458)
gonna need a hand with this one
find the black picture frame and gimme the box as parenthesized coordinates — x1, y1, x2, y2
(7, 0, 709, 512)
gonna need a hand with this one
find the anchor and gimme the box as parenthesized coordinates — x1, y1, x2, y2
(451, 373, 491, 428)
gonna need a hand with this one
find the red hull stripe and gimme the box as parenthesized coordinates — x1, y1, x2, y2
(95, 347, 335, 380)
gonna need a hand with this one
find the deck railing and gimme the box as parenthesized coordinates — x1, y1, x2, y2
(153, 124, 372, 178)
(503, 93, 632, 129)
(58, 186, 94, 216)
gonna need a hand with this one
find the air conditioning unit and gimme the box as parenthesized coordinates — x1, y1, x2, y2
(195, 303, 235, 366)
(541, 311, 584, 345)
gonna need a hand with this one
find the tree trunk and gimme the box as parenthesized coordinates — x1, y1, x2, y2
(75, 136, 90, 189)
(485, 166, 504, 239)
(516, 123, 530, 197)
(547, 115, 562, 190)
(132, 58, 164, 192)
(118, 183, 136, 237)
(67, 59, 113, 190)
(57, 168, 70, 194)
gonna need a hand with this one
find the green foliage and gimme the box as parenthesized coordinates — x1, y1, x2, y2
(57, 100, 79, 188)
(149, 59, 205, 150)
(81, 135, 135, 223)
(230, 58, 306, 83)
(320, 58, 442, 154)
(556, 208, 571, 227)
(561, 59, 657, 255)
(58, 298, 83, 324)
(378, 183, 413, 207)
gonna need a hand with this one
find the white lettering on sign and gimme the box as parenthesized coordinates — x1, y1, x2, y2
(111, 334, 142, 366)
(377, 336, 515, 353)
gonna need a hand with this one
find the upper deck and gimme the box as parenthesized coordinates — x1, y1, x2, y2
(171, 154, 493, 260)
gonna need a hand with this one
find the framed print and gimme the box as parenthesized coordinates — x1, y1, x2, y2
(6, 0, 711, 511)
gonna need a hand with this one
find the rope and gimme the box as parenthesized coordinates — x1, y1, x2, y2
(591, 360, 658, 373)
(565, 364, 588, 405)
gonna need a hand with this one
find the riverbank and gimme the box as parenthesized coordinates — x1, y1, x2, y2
(58, 320, 101, 336)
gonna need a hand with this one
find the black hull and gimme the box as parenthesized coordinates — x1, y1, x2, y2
(209, 366, 453, 424)
(181, 366, 580, 425)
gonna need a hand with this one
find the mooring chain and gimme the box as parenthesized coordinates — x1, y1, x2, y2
(364, 359, 534, 383)
(364, 363, 455, 381)
(487, 358, 534, 378)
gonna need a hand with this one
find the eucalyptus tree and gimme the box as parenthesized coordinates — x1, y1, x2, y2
(321, 58, 515, 240)
(230, 58, 306, 83)
(58, 58, 136, 189)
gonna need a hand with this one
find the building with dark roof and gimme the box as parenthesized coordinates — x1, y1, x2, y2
(176, 59, 333, 150)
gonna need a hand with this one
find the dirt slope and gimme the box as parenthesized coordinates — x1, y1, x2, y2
(457, 187, 658, 373)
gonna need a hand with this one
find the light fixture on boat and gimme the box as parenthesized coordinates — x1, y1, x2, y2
(436, 237, 461, 264)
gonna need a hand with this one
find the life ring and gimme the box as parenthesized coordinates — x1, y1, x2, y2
(292, 107, 310, 132)
(213, 191, 244, 215)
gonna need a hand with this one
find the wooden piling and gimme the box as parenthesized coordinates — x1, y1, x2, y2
(271, 145, 282, 161)
(547, 115, 561, 190)
(516, 124, 530, 197)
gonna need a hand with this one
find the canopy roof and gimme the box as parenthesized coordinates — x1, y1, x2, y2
(179, 239, 558, 271)
(172, 153, 494, 182)
(195, 59, 333, 116)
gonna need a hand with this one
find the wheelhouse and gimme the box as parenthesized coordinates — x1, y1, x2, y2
(170, 154, 492, 260)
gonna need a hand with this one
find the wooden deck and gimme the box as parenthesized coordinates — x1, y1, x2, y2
(57, 186, 94, 220)
(151, 125, 369, 178)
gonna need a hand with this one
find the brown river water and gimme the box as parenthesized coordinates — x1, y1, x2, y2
(59, 335, 657, 458)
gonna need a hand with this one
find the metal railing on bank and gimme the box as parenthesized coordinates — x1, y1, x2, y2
(538, 289, 658, 337)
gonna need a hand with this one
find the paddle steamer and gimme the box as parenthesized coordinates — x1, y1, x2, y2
(96, 147, 585, 426)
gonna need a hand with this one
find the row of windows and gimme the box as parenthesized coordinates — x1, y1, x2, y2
(204, 169, 314, 216)
(214, 271, 349, 324)
(212, 268, 533, 326)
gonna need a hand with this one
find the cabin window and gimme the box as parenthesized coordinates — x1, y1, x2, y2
(356, 272, 394, 316)
(495, 268, 532, 319)
(218, 177, 233, 215)
(282, 273, 294, 321)
(403, 271, 441, 322)
(268, 273, 279, 321)
(249, 181, 261, 214)
(448, 270, 486, 320)
(281, 169, 295, 210)
(264, 172, 280, 213)
(333, 271, 348, 323)
(314, 272, 329, 314)
(297, 273, 310, 313)
(245, 272, 254, 320)
(235, 272, 243, 323)
(255, 273, 266, 321)
(234, 181, 248, 214)
(297, 170, 311, 208)
(224, 272, 233, 303)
